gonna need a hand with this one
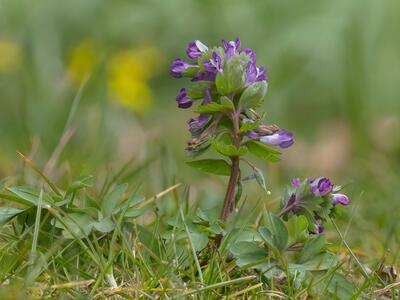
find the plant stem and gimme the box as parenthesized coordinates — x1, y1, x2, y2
(277, 203, 295, 217)
(219, 109, 241, 222)
(219, 157, 240, 221)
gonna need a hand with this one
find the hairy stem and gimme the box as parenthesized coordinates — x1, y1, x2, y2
(219, 109, 241, 222)
(219, 157, 240, 221)
(277, 203, 294, 217)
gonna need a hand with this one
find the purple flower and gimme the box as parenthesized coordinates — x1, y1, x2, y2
(245, 61, 268, 86)
(192, 70, 216, 82)
(291, 178, 302, 187)
(188, 114, 210, 136)
(176, 88, 192, 109)
(186, 40, 208, 59)
(256, 66, 267, 81)
(260, 129, 294, 148)
(315, 223, 324, 234)
(246, 130, 259, 139)
(203, 87, 213, 105)
(170, 58, 197, 78)
(241, 47, 256, 63)
(245, 61, 257, 86)
(331, 193, 350, 206)
(310, 177, 333, 197)
(203, 51, 223, 74)
(222, 37, 241, 60)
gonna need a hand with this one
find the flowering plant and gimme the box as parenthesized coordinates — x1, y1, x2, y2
(171, 37, 294, 221)
(280, 177, 349, 233)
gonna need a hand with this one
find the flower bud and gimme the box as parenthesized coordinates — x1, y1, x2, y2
(170, 58, 198, 78)
(222, 37, 241, 60)
(186, 40, 208, 59)
(203, 51, 223, 74)
(260, 129, 294, 148)
(291, 178, 301, 187)
(188, 114, 210, 136)
(310, 177, 333, 196)
(331, 193, 350, 206)
(176, 88, 192, 109)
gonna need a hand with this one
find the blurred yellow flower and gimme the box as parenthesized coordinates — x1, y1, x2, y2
(108, 47, 160, 113)
(67, 40, 96, 86)
(0, 38, 22, 73)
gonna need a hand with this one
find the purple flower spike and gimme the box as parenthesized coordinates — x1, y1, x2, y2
(188, 114, 210, 136)
(291, 178, 302, 187)
(222, 37, 241, 60)
(186, 40, 208, 59)
(310, 177, 333, 197)
(170, 58, 197, 78)
(260, 129, 294, 149)
(332, 193, 350, 206)
(176, 88, 192, 109)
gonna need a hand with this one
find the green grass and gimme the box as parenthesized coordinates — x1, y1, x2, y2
(0, 152, 398, 299)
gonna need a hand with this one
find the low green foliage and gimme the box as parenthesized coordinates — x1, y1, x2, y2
(0, 157, 393, 299)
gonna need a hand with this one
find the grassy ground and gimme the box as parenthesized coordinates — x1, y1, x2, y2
(0, 145, 398, 299)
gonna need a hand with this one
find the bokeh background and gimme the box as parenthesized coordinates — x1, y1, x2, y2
(0, 0, 399, 261)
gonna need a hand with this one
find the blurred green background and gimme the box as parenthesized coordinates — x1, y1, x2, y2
(0, 0, 399, 260)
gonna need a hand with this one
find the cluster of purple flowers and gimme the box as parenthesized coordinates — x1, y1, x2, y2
(292, 177, 350, 205)
(170, 37, 294, 149)
(283, 177, 349, 233)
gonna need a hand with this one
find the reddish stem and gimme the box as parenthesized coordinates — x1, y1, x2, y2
(219, 157, 240, 221)
(219, 110, 241, 222)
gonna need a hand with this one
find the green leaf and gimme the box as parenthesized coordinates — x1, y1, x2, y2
(124, 207, 144, 218)
(187, 138, 211, 158)
(238, 81, 268, 109)
(54, 213, 94, 239)
(0, 192, 34, 207)
(6, 186, 53, 206)
(186, 81, 211, 99)
(220, 96, 235, 110)
(258, 226, 278, 253)
(189, 232, 208, 252)
(187, 159, 231, 176)
(267, 212, 288, 252)
(136, 225, 161, 258)
(287, 215, 308, 243)
(234, 181, 242, 205)
(215, 53, 250, 95)
(230, 241, 268, 267)
(239, 119, 261, 133)
(102, 183, 128, 217)
(195, 207, 210, 223)
(246, 140, 281, 162)
(65, 176, 93, 195)
(254, 167, 267, 192)
(289, 252, 337, 271)
(326, 273, 354, 299)
(211, 139, 247, 157)
(298, 234, 326, 263)
(0, 207, 24, 225)
(93, 217, 115, 233)
(196, 100, 233, 114)
(116, 195, 145, 213)
(260, 212, 288, 252)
